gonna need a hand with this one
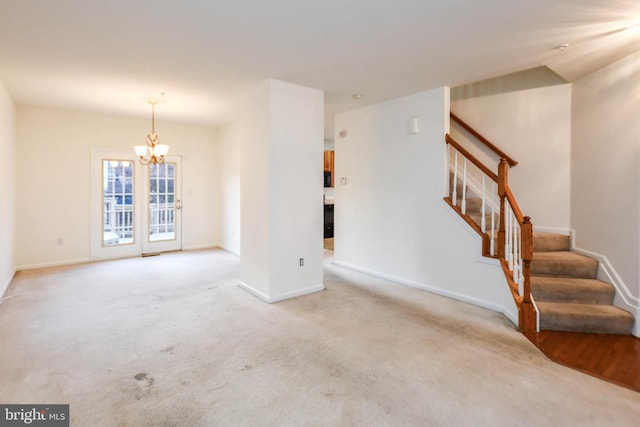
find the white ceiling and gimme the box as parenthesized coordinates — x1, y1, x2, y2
(0, 0, 638, 139)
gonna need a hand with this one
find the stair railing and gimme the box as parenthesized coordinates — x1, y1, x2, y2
(450, 113, 518, 167)
(497, 160, 536, 333)
(445, 118, 536, 333)
(445, 134, 499, 257)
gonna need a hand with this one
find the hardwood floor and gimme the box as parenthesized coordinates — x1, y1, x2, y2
(526, 331, 640, 392)
(323, 238, 334, 251)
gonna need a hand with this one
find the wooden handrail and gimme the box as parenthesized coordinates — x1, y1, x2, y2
(504, 187, 524, 222)
(450, 112, 518, 167)
(445, 134, 498, 182)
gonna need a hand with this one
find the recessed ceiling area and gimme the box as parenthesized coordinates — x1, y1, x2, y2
(0, 1, 638, 139)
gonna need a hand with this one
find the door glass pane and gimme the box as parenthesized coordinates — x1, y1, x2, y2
(103, 160, 134, 246)
(149, 163, 176, 242)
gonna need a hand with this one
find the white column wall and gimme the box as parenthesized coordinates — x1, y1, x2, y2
(15, 106, 219, 269)
(239, 79, 324, 303)
(239, 81, 272, 296)
(0, 82, 16, 298)
(218, 122, 242, 256)
(334, 87, 515, 320)
(268, 79, 324, 299)
(451, 84, 572, 230)
(572, 50, 640, 310)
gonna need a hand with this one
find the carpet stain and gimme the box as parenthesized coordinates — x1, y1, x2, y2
(134, 372, 148, 381)
(211, 382, 228, 391)
(133, 372, 155, 400)
(160, 345, 175, 354)
(240, 364, 253, 371)
(208, 286, 219, 290)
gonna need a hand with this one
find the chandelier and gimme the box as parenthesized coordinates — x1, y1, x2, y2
(134, 100, 169, 165)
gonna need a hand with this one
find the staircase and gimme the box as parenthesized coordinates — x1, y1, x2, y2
(449, 173, 635, 335)
(531, 232, 634, 334)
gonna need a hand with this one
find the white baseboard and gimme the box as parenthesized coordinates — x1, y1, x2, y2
(182, 243, 220, 251)
(219, 246, 240, 257)
(19, 247, 227, 272)
(501, 305, 518, 327)
(331, 259, 506, 315)
(0, 269, 17, 305)
(238, 281, 324, 304)
(571, 245, 639, 337)
(219, 248, 240, 258)
(16, 258, 92, 272)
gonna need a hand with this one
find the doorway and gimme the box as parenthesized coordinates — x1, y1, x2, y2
(323, 149, 334, 251)
(91, 150, 182, 260)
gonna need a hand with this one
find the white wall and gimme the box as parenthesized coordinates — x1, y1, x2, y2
(218, 122, 242, 256)
(0, 82, 16, 298)
(238, 81, 272, 295)
(334, 87, 514, 319)
(268, 79, 324, 299)
(15, 106, 219, 269)
(238, 79, 324, 302)
(450, 83, 572, 230)
(572, 50, 640, 307)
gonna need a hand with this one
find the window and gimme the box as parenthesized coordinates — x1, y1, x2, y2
(102, 160, 134, 246)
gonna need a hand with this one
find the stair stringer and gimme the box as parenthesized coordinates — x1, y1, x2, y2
(445, 202, 519, 327)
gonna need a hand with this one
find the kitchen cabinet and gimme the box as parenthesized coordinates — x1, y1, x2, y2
(323, 150, 334, 187)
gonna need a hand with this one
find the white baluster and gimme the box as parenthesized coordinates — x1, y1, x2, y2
(452, 150, 458, 206)
(510, 210, 516, 273)
(490, 182, 495, 256)
(461, 159, 467, 214)
(481, 174, 486, 233)
(511, 219, 522, 286)
(518, 223, 524, 287)
(505, 204, 512, 269)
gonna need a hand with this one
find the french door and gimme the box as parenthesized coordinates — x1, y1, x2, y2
(91, 150, 182, 260)
(141, 159, 182, 254)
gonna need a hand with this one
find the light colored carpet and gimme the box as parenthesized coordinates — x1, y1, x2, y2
(0, 249, 638, 426)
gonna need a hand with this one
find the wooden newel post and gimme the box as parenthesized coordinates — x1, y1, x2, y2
(520, 216, 536, 333)
(497, 159, 508, 258)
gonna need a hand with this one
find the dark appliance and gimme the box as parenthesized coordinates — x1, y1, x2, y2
(324, 170, 332, 187)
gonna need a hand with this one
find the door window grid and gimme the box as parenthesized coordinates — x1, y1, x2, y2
(102, 160, 134, 246)
(149, 163, 176, 242)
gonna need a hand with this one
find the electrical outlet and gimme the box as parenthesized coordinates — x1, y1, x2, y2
(340, 177, 347, 185)
(299, 258, 304, 266)
(56, 238, 64, 246)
